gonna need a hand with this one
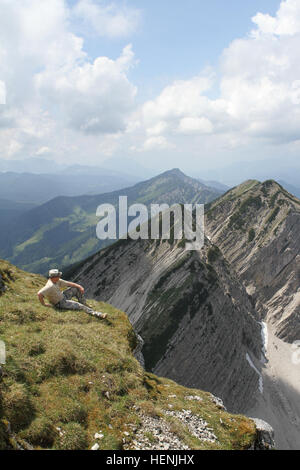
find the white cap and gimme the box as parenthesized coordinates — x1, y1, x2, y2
(48, 269, 62, 278)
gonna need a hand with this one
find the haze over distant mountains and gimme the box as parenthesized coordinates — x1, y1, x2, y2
(0, 170, 139, 204)
(0, 158, 156, 204)
(0, 169, 221, 274)
(0, 199, 36, 225)
(1, 156, 300, 204)
(198, 158, 300, 189)
(0, 157, 64, 174)
(0, 157, 156, 179)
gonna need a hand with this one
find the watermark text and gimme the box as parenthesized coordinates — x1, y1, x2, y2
(96, 197, 204, 251)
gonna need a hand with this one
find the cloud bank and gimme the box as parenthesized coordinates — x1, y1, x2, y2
(0, 0, 300, 167)
(133, 0, 300, 153)
(0, 0, 140, 160)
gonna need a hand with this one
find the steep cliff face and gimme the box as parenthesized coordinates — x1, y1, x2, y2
(65, 179, 300, 448)
(205, 180, 300, 342)
(70, 235, 263, 413)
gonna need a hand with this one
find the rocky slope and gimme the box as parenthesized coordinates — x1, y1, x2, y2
(65, 179, 300, 448)
(68, 231, 264, 413)
(0, 169, 220, 275)
(247, 324, 300, 450)
(0, 259, 269, 451)
(205, 179, 300, 342)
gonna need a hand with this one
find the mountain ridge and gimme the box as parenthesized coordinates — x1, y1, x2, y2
(205, 178, 300, 342)
(0, 170, 221, 274)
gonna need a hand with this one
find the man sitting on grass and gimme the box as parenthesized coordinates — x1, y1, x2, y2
(38, 269, 107, 319)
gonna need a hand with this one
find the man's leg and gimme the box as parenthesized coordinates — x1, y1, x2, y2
(63, 287, 87, 304)
(57, 298, 107, 319)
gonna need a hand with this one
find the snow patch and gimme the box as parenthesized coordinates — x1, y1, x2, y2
(246, 353, 263, 394)
(261, 321, 268, 363)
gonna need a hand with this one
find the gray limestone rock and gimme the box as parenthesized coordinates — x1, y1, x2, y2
(70, 234, 263, 413)
(206, 180, 300, 343)
(250, 418, 275, 450)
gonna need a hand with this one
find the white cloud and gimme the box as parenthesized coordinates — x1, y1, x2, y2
(6, 139, 23, 157)
(146, 121, 169, 136)
(133, 0, 300, 153)
(136, 73, 218, 144)
(0, 81, 6, 104)
(142, 74, 213, 126)
(35, 44, 137, 134)
(252, 0, 300, 36)
(73, 0, 141, 38)
(1, 0, 300, 166)
(0, 0, 138, 160)
(178, 117, 213, 135)
(219, 1, 300, 143)
(36, 146, 51, 156)
(143, 136, 173, 151)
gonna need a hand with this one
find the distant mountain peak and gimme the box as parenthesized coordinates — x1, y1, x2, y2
(161, 168, 186, 178)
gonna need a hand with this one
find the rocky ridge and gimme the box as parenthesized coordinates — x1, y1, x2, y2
(205, 179, 300, 342)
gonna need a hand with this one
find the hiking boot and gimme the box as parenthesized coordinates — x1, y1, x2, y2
(94, 312, 107, 320)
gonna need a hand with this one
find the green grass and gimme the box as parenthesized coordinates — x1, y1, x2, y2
(0, 260, 257, 450)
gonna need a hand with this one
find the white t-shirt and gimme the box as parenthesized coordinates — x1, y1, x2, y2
(38, 279, 69, 305)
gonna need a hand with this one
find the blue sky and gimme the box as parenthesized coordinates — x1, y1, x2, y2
(79, 0, 281, 99)
(0, 0, 300, 180)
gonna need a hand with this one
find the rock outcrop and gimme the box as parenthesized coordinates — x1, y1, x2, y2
(132, 332, 145, 368)
(250, 418, 275, 450)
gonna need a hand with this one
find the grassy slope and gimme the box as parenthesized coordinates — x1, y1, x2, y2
(0, 260, 256, 450)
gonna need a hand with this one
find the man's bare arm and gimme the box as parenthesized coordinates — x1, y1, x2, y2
(38, 293, 52, 308)
(66, 281, 85, 294)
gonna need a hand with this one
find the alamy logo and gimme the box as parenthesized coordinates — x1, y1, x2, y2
(0, 340, 5, 364)
(96, 197, 204, 251)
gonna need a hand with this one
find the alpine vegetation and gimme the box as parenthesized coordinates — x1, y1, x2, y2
(0, 259, 267, 451)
